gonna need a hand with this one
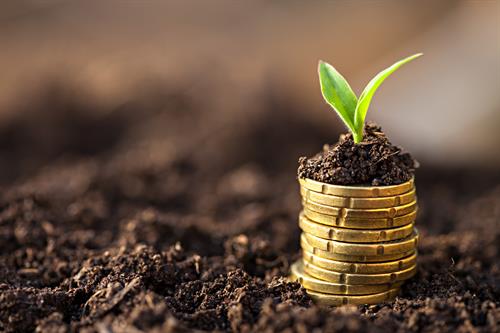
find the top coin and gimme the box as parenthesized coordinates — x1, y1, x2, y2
(298, 177, 415, 198)
(300, 187, 416, 209)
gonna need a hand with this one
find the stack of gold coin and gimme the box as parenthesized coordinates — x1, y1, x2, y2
(290, 177, 418, 306)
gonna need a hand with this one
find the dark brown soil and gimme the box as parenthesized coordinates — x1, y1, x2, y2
(0, 88, 499, 332)
(298, 123, 417, 186)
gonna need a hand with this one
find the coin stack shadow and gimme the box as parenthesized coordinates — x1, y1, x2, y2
(290, 177, 419, 306)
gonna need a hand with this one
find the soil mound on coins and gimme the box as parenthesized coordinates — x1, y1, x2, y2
(298, 123, 417, 186)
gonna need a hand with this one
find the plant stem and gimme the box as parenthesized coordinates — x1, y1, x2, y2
(353, 131, 363, 143)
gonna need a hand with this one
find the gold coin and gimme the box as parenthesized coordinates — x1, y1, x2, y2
(302, 230, 419, 256)
(303, 206, 417, 230)
(289, 261, 401, 295)
(306, 287, 400, 306)
(300, 234, 415, 262)
(302, 249, 417, 274)
(300, 186, 416, 209)
(298, 177, 414, 198)
(303, 199, 417, 219)
(299, 213, 414, 243)
(302, 259, 417, 285)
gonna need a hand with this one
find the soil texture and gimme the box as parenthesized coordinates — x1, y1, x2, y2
(298, 123, 417, 186)
(0, 90, 498, 332)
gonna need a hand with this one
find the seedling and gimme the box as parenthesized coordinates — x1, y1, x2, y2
(318, 53, 422, 143)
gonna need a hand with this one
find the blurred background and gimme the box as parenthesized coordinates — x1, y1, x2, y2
(1, 3, 500, 332)
(0, 0, 499, 186)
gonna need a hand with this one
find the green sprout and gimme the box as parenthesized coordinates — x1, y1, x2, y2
(318, 53, 422, 143)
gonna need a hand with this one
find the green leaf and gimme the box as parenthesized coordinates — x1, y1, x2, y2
(353, 53, 422, 140)
(318, 60, 358, 132)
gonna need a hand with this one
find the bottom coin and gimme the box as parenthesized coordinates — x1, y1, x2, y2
(306, 287, 400, 306)
(289, 260, 401, 295)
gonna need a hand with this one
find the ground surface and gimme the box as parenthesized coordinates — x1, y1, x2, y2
(0, 91, 499, 332)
